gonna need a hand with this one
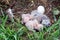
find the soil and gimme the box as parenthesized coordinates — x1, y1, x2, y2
(0, 0, 60, 24)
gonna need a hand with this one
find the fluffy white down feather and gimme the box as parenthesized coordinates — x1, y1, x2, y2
(6, 8, 14, 22)
(6, 8, 14, 18)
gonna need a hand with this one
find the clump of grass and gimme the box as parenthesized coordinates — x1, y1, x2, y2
(0, 14, 60, 40)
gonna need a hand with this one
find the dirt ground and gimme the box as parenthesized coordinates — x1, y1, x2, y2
(0, 0, 60, 24)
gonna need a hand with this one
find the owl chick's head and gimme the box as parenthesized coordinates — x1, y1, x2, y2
(37, 6, 45, 14)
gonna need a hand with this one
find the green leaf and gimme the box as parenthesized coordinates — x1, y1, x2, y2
(52, 8, 60, 15)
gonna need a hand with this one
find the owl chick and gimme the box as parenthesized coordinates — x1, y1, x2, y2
(31, 5, 45, 16)
(41, 15, 51, 26)
(21, 13, 33, 24)
(25, 19, 43, 31)
(31, 6, 45, 23)
(31, 6, 51, 26)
